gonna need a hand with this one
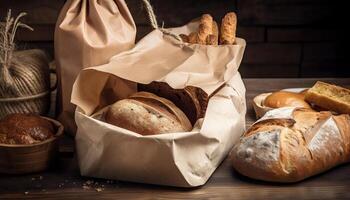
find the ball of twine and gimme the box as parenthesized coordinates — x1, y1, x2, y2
(0, 10, 51, 119)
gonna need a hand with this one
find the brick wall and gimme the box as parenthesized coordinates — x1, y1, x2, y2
(0, 0, 348, 78)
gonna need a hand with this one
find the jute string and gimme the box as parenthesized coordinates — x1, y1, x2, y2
(0, 10, 51, 118)
(142, 0, 182, 42)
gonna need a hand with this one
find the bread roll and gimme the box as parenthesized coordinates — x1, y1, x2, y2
(264, 91, 311, 109)
(105, 92, 192, 135)
(138, 82, 208, 125)
(305, 81, 350, 114)
(231, 107, 350, 182)
(0, 113, 54, 144)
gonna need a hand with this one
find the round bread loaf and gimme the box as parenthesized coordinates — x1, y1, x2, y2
(0, 113, 54, 144)
(105, 92, 192, 135)
(264, 91, 311, 109)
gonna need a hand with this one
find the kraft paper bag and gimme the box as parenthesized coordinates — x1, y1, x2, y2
(71, 21, 246, 187)
(54, 0, 136, 135)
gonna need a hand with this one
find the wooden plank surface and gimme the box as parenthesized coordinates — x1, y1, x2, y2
(0, 78, 349, 200)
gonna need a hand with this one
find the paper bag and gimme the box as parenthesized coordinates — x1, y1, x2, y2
(71, 21, 246, 187)
(54, 0, 136, 135)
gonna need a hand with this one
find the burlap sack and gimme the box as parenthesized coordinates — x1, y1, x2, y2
(54, 0, 136, 135)
(71, 18, 247, 187)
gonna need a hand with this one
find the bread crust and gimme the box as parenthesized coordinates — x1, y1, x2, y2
(105, 92, 192, 136)
(232, 108, 350, 182)
(197, 14, 213, 44)
(220, 12, 237, 45)
(0, 114, 54, 144)
(264, 91, 312, 109)
(206, 21, 219, 45)
(138, 82, 209, 125)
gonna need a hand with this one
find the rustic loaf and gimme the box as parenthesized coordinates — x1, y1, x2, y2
(105, 92, 192, 136)
(231, 107, 350, 182)
(0, 113, 54, 144)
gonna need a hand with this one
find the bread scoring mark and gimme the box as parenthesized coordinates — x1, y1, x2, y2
(236, 129, 281, 170)
(308, 117, 344, 160)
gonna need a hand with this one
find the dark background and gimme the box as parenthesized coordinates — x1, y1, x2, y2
(0, 0, 348, 78)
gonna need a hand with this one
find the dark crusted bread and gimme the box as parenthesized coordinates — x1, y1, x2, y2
(0, 113, 54, 145)
(138, 82, 209, 125)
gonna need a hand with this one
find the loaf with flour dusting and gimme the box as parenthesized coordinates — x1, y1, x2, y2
(105, 92, 192, 136)
(231, 107, 350, 182)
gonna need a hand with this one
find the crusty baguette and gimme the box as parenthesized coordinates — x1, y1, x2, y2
(105, 92, 192, 135)
(220, 12, 237, 45)
(206, 21, 219, 45)
(197, 14, 213, 44)
(305, 81, 350, 114)
(231, 107, 350, 182)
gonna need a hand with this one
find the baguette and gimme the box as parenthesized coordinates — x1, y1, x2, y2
(220, 12, 237, 45)
(305, 81, 350, 114)
(231, 107, 350, 182)
(206, 21, 219, 45)
(197, 14, 213, 44)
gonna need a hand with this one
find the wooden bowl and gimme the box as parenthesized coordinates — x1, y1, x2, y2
(252, 92, 273, 119)
(0, 117, 64, 174)
(252, 88, 309, 119)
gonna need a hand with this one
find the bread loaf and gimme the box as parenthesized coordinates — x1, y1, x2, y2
(0, 113, 54, 144)
(231, 107, 350, 182)
(105, 92, 192, 135)
(264, 91, 311, 109)
(138, 82, 209, 125)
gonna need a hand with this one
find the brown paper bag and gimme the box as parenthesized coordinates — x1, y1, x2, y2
(54, 0, 136, 135)
(71, 21, 246, 187)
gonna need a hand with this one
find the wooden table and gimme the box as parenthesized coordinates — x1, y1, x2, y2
(1, 78, 349, 200)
